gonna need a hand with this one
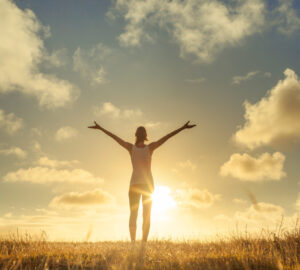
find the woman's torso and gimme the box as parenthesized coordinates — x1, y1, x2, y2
(129, 144, 154, 190)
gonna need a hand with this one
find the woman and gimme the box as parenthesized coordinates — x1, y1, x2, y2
(88, 121, 196, 242)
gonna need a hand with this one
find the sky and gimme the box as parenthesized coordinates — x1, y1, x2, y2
(1, 0, 300, 241)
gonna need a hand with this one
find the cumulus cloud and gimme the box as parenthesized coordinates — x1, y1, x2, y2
(234, 69, 300, 149)
(55, 126, 78, 142)
(49, 189, 114, 209)
(93, 102, 142, 119)
(0, 109, 23, 134)
(0, 0, 78, 108)
(175, 188, 220, 208)
(220, 152, 286, 181)
(36, 156, 79, 168)
(232, 70, 271, 85)
(73, 43, 111, 85)
(111, 0, 265, 62)
(3, 167, 103, 184)
(0, 147, 27, 159)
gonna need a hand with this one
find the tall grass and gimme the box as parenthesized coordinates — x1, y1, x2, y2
(1, 226, 300, 269)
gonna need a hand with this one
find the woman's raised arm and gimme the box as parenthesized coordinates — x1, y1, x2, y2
(88, 121, 132, 152)
(148, 121, 196, 152)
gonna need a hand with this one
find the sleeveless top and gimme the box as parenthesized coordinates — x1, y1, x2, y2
(130, 145, 154, 190)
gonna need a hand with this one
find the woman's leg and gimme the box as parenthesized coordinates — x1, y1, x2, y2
(142, 192, 152, 242)
(128, 188, 141, 242)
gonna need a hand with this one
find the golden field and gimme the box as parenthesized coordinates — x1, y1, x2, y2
(1, 226, 300, 270)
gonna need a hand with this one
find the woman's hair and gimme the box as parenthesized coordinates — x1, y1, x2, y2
(135, 126, 148, 145)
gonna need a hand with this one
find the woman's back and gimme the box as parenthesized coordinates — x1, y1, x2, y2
(130, 145, 153, 188)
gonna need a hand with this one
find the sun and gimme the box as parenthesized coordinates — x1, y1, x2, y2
(151, 185, 176, 213)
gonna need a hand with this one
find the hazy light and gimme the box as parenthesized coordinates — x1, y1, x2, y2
(152, 185, 176, 214)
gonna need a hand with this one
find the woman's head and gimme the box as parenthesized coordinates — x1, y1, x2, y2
(135, 126, 148, 145)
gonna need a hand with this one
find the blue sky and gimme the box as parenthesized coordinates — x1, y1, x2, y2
(1, 0, 300, 240)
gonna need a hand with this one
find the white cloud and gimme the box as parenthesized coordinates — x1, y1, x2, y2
(0, 147, 27, 159)
(175, 188, 220, 208)
(73, 43, 111, 85)
(0, 109, 23, 134)
(49, 189, 115, 209)
(94, 102, 120, 118)
(232, 71, 260, 85)
(0, 0, 78, 108)
(36, 156, 79, 168)
(3, 167, 103, 184)
(220, 152, 286, 181)
(111, 0, 265, 62)
(232, 70, 272, 85)
(93, 102, 142, 119)
(234, 69, 300, 149)
(274, 0, 300, 36)
(119, 24, 149, 47)
(111, 0, 300, 62)
(55, 126, 78, 142)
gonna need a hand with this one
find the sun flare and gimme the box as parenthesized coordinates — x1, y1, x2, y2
(152, 185, 176, 213)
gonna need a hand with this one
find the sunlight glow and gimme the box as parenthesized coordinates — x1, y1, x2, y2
(152, 185, 176, 214)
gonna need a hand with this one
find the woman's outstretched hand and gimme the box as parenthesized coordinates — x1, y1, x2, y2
(182, 121, 196, 129)
(88, 121, 101, 130)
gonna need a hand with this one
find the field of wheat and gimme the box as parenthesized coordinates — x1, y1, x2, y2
(1, 227, 300, 270)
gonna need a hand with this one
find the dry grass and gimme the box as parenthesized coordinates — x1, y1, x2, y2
(1, 228, 300, 269)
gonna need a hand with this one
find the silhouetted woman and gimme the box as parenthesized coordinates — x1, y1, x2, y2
(88, 121, 196, 242)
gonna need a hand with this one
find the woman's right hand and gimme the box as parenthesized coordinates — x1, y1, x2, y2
(88, 121, 101, 129)
(182, 121, 196, 129)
